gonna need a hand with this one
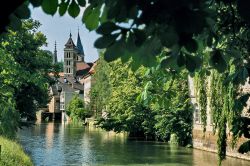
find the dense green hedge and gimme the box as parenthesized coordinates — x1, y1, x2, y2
(0, 136, 33, 166)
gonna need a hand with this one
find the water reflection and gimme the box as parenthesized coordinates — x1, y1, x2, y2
(17, 123, 250, 166)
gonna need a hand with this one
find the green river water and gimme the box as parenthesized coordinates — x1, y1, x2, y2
(17, 123, 250, 166)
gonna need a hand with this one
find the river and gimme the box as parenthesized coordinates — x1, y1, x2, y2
(17, 123, 250, 166)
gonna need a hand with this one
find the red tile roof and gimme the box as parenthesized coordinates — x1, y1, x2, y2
(76, 62, 90, 71)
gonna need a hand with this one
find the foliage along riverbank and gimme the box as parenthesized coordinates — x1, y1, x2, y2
(90, 54, 193, 146)
(0, 136, 33, 166)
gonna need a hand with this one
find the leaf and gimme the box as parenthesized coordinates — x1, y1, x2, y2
(8, 14, 22, 31)
(128, 5, 138, 18)
(15, 3, 31, 19)
(59, 1, 69, 16)
(132, 37, 160, 68)
(177, 52, 186, 67)
(96, 22, 119, 35)
(107, 2, 121, 20)
(82, 5, 92, 20)
(126, 33, 137, 52)
(68, 0, 80, 18)
(94, 34, 118, 49)
(238, 0, 250, 24)
(184, 38, 198, 53)
(209, 50, 227, 73)
(83, 5, 101, 31)
(42, 0, 58, 16)
(185, 54, 199, 73)
(161, 55, 178, 69)
(77, 0, 86, 7)
(100, 5, 108, 23)
(237, 67, 249, 85)
(159, 27, 179, 48)
(104, 40, 124, 62)
(238, 140, 250, 154)
(207, 34, 213, 47)
(134, 29, 146, 46)
(30, 0, 42, 7)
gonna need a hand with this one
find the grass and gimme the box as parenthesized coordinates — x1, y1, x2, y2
(0, 136, 33, 166)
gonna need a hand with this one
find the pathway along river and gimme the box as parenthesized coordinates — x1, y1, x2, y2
(17, 123, 250, 166)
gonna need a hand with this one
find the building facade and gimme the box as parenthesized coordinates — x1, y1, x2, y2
(189, 76, 250, 160)
(47, 31, 93, 121)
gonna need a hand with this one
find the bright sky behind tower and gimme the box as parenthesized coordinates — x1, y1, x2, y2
(30, 6, 99, 62)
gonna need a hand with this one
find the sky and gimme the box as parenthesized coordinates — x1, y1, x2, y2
(30, 6, 100, 62)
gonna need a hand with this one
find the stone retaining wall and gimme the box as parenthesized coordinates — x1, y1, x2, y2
(193, 129, 250, 161)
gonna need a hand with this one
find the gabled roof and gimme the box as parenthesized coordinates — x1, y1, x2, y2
(65, 33, 75, 49)
(88, 62, 96, 74)
(75, 62, 91, 77)
(76, 62, 90, 71)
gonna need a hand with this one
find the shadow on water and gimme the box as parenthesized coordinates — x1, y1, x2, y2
(17, 123, 250, 166)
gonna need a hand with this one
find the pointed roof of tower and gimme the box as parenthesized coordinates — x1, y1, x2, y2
(76, 28, 84, 55)
(65, 32, 75, 48)
(53, 41, 58, 64)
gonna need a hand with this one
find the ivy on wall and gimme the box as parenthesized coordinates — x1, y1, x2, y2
(194, 68, 240, 165)
(194, 70, 207, 133)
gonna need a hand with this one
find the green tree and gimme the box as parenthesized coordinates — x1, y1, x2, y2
(0, 19, 55, 121)
(96, 59, 156, 138)
(138, 63, 193, 146)
(67, 95, 91, 122)
(89, 53, 111, 118)
(0, 19, 56, 137)
(56, 60, 64, 72)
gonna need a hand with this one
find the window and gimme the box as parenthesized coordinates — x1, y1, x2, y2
(66, 52, 71, 58)
(66, 61, 70, 65)
(194, 104, 201, 124)
(66, 68, 70, 73)
(60, 103, 65, 110)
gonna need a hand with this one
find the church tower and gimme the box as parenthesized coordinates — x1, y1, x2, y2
(64, 32, 77, 77)
(76, 28, 85, 62)
(53, 41, 58, 64)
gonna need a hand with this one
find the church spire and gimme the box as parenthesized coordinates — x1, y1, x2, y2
(53, 41, 58, 64)
(65, 31, 75, 48)
(76, 28, 84, 59)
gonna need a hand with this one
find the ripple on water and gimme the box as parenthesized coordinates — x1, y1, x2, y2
(17, 123, 250, 166)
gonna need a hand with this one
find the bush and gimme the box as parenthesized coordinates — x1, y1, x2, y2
(66, 95, 92, 122)
(0, 136, 33, 166)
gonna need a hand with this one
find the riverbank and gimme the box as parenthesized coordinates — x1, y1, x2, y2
(0, 136, 33, 166)
(193, 128, 250, 161)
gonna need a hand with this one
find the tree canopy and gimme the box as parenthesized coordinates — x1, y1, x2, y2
(67, 94, 92, 122)
(1, 0, 250, 80)
(91, 56, 193, 145)
(0, 19, 56, 137)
